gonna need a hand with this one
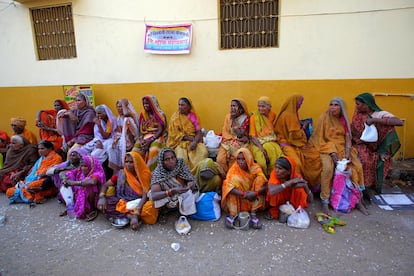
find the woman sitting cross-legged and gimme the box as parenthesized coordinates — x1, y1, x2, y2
(149, 148, 198, 224)
(7, 140, 62, 204)
(266, 156, 313, 220)
(97, 152, 158, 230)
(221, 148, 267, 229)
(60, 155, 106, 221)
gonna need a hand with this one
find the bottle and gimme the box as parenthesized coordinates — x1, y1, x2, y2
(66, 196, 76, 221)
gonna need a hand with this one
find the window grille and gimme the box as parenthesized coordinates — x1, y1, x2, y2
(219, 0, 279, 49)
(31, 4, 77, 60)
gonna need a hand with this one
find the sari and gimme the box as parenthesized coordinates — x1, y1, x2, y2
(0, 130, 10, 169)
(275, 95, 321, 187)
(249, 97, 283, 176)
(309, 98, 364, 203)
(221, 148, 267, 216)
(0, 137, 38, 192)
(6, 150, 62, 203)
(36, 99, 69, 151)
(11, 117, 38, 145)
(133, 95, 167, 171)
(65, 155, 106, 219)
(351, 93, 401, 193)
(104, 152, 158, 225)
(217, 98, 250, 172)
(167, 110, 208, 169)
(266, 156, 308, 219)
(150, 148, 198, 213)
(109, 100, 139, 171)
(191, 158, 225, 194)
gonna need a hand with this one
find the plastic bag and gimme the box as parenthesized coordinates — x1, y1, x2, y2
(204, 130, 222, 148)
(190, 192, 221, 221)
(175, 216, 191, 235)
(330, 169, 361, 213)
(360, 123, 378, 142)
(279, 201, 295, 215)
(287, 206, 310, 229)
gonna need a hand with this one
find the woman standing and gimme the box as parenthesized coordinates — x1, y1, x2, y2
(249, 96, 283, 176)
(351, 92, 403, 195)
(167, 97, 207, 169)
(217, 99, 250, 173)
(133, 95, 167, 171)
(309, 97, 366, 214)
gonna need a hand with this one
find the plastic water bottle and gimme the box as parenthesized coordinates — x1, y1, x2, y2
(66, 196, 76, 221)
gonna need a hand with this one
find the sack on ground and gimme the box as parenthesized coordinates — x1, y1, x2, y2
(360, 123, 378, 142)
(190, 192, 221, 221)
(287, 206, 310, 229)
(330, 169, 361, 213)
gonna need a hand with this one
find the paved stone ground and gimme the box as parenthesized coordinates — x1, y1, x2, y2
(0, 188, 413, 276)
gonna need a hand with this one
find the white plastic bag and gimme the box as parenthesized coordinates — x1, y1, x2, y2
(360, 123, 378, 142)
(60, 186, 74, 205)
(175, 216, 191, 235)
(204, 130, 222, 148)
(287, 206, 310, 229)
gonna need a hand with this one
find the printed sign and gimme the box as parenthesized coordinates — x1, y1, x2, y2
(144, 24, 192, 54)
(63, 85, 94, 109)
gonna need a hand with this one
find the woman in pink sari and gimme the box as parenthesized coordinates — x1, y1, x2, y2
(61, 155, 106, 221)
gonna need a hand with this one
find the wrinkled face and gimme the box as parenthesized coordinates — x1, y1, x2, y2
(329, 101, 342, 118)
(125, 155, 134, 172)
(96, 110, 107, 120)
(230, 100, 242, 118)
(54, 100, 64, 112)
(75, 95, 87, 109)
(11, 123, 23, 134)
(355, 99, 369, 113)
(80, 160, 90, 176)
(38, 143, 51, 157)
(178, 100, 191, 115)
(163, 151, 177, 171)
(69, 151, 81, 165)
(257, 101, 271, 116)
(237, 152, 248, 171)
(10, 138, 23, 151)
(275, 164, 290, 180)
(143, 98, 151, 112)
(116, 101, 126, 116)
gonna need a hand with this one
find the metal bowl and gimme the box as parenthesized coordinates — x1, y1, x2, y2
(111, 217, 130, 229)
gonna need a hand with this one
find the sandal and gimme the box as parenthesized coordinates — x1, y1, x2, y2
(85, 210, 98, 222)
(224, 215, 235, 229)
(264, 211, 274, 220)
(249, 217, 262, 229)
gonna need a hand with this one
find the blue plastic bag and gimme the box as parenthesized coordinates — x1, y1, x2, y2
(190, 192, 221, 221)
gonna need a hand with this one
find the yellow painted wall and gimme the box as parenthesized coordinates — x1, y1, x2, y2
(1, 78, 413, 157)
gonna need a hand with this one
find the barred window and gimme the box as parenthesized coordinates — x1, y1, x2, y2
(31, 4, 77, 60)
(219, 0, 279, 49)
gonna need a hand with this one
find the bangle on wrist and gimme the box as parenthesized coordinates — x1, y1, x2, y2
(241, 191, 245, 197)
(281, 183, 286, 189)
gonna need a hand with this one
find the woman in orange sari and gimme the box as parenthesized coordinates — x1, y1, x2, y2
(36, 99, 69, 152)
(167, 97, 207, 169)
(97, 152, 158, 230)
(7, 140, 62, 204)
(266, 156, 313, 220)
(222, 148, 267, 229)
(249, 96, 283, 176)
(275, 95, 321, 188)
(217, 99, 250, 173)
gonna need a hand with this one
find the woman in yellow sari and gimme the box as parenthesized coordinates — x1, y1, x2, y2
(97, 152, 158, 230)
(275, 95, 321, 188)
(7, 140, 62, 204)
(309, 97, 365, 214)
(222, 148, 267, 229)
(167, 97, 208, 169)
(249, 96, 283, 176)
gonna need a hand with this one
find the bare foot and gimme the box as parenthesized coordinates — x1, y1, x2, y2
(130, 215, 141, 231)
(356, 201, 370, 216)
(322, 203, 330, 215)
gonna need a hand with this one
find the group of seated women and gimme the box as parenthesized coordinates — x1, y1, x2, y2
(0, 92, 404, 230)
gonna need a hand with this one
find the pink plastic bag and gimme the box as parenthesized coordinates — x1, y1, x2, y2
(330, 170, 361, 213)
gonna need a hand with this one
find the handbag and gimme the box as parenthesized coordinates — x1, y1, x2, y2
(190, 192, 221, 221)
(360, 123, 378, 142)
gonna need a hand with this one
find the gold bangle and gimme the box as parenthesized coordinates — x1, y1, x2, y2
(281, 183, 286, 189)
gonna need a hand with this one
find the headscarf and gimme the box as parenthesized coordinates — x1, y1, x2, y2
(275, 94, 303, 125)
(233, 98, 249, 114)
(122, 151, 152, 195)
(139, 94, 167, 128)
(331, 97, 352, 139)
(258, 96, 271, 107)
(151, 148, 196, 185)
(55, 99, 70, 111)
(355, 92, 382, 112)
(0, 131, 10, 144)
(11, 117, 26, 128)
(67, 155, 106, 185)
(275, 157, 291, 172)
(94, 104, 116, 140)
